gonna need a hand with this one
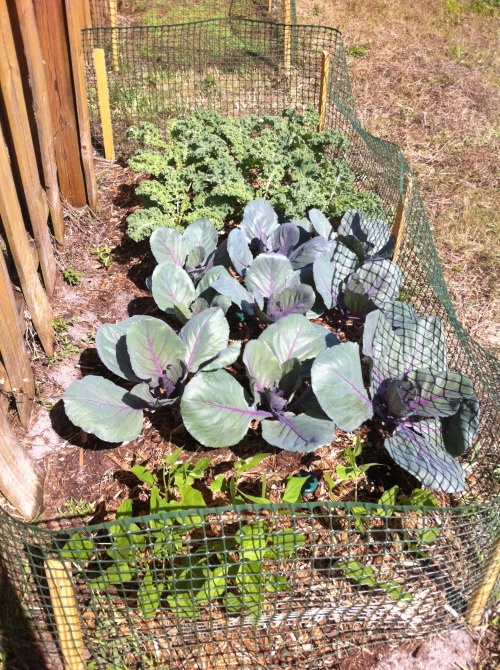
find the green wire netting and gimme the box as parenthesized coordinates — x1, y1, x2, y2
(1, 4, 499, 669)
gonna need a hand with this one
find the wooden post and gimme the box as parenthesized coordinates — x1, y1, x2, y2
(392, 175, 412, 263)
(14, 0, 65, 248)
(0, 124, 54, 357)
(283, 0, 291, 77)
(45, 559, 86, 670)
(93, 49, 115, 162)
(0, 250, 34, 428)
(466, 533, 500, 626)
(0, 407, 44, 520)
(268, 0, 272, 12)
(65, 0, 98, 212)
(109, 0, 120, 72)
(0, 0, 57, 297)
(33, 0, 88, 206)
(318, 51, 330, 132)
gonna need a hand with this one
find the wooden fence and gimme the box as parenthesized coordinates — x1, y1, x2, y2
(0, 0, 97, 519)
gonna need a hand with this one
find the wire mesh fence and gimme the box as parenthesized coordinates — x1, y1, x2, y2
(89, 0, 297, 30)
(1, 5, 499, 669)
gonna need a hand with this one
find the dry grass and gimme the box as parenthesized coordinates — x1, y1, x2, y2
(298, 0, 500, 354)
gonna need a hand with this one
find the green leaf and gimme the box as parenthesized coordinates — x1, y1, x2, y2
(179, 307, 230, 372)
(90, 562, 134, 589)
(138, 569, 164, 618)
(209, 474, 227, 494)
(311, 343, 373, 432)
(181, 369, 271, 448)
(406, 489, 439, 508)
(63, 376, 145, 443)
(265, 574, 291, 592)
(282, 476, 306, 503)
(127, 319, 186, 383)
(151, 262, 196, 314)
(60, 533, 93, 562)
(131, 465, 156, 487)
(178, 484, 206, 509)
(115, 499, 133, 519)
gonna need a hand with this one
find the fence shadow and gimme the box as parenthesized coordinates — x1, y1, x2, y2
(0, 554, 49, 670)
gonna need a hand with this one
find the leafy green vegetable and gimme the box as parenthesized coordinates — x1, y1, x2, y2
(126, 107, 384, 240)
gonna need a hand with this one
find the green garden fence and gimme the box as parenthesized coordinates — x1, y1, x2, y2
(1, 7, 499, 670)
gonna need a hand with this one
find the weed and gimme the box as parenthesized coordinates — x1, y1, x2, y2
(312, 3, 322, 15)
(325, 434, 378, 502)
(57, 497, 94, 518)
(345, 45, 366, 57)
(51, 316, 76, 333)
(63, 268, 83, 285)
(450, 45, 468, 62)
(91, 244, 112, 267)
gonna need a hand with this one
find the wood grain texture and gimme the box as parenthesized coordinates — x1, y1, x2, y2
(33, 0, 87, 206)
(0, 0, 57, 296)
(0, 250, 34, 427)
(0, 407, 44, 520)
(393, 175, 413, 264)
(65, 0, 98, 211)
(94, 48, 115, 162)
(45, 559, 86, 670)
(318, 51, 330, 132)
(14, 0, 65, 247)
(0, 122, 54, 356)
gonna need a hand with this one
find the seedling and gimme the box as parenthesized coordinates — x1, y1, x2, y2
(63, 268, 83, 285)
(91, 244, 112, 267)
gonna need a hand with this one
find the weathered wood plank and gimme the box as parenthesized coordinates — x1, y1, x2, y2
(317, 51, 330, 132)
(33, 0, 87, 206)
(14, 0, 65, 248)
(45, 560, 86, 670)
(94, 48, 115, 162)
(65, 0, 98, 212)
(0, 0, 57, 296)
(0, 249, 34, 427)
(0, 407, 44, 520)
(0, 122, 54, 356)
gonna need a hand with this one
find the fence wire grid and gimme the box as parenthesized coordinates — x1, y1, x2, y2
(1, 4, 499, 670)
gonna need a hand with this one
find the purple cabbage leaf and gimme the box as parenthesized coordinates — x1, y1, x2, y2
(63, 308, 239, 443)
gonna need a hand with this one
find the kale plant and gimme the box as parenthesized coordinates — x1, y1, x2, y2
(125, 107, 384, 240)
(181, 315, 336, 451)
(63, 308, 240, 443)
(311, 310, 480, 492)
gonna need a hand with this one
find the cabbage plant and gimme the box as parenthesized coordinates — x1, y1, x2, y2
(309, 208, 395, 261)
(63, 308, 240, 443)
(311, 310, 479, 492)
(148, 218, 232, 323)
(226, 200, 328, 274)
(211, 253, 317, 324)
(181, 315, 336, 451)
